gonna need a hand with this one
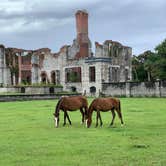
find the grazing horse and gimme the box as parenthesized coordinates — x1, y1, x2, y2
(86, 97, 124, 128)
(53, 96, 88, 127)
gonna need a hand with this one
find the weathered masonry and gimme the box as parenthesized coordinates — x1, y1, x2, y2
(0, 10, 132, 96)
(102, 81, 166, 97)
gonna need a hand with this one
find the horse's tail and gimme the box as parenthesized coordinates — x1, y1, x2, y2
(118, 100, 121, 112)
(82, 96, 88, 106)
(83, 96, 88, 116)
(88, 99, 96, 116)
(117, 99, 124, 125)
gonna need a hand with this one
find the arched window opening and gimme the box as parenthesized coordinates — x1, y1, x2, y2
(41, 72, 47, 84)
(51, 71, 56, 84)
(71, 86, 77, 92)
(90, 86, 96, 94)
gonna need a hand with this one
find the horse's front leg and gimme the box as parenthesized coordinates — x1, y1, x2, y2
(95, 111, 99, 127)
(65, 111, 72, 125)
(110, 110, 116, 126)
(80, 108, 84, 124)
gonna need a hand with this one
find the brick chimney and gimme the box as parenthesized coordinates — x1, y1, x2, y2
(75, 10, 90, 58)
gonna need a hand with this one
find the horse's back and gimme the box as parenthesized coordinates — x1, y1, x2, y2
(65, 95, 87, 105)
(90, 97, 120, 111)
(60, 96, 87, 110)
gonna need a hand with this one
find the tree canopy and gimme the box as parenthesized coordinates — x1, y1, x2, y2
(132, 38, 166, 81)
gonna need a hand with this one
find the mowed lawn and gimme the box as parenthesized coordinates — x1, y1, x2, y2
(0, 98, 166, 166)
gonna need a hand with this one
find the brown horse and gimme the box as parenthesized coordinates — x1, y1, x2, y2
(86, 97, 124, 128)
(53, 96, 88, 127)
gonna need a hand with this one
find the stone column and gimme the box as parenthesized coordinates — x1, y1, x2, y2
(155, 81, 161, 97)
(18, 55, 22, 84)
(126, 82, 130, 97)
(0, 47, 4, 85)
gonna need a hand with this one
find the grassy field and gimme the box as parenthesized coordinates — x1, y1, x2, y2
(0, 98, 166, 166)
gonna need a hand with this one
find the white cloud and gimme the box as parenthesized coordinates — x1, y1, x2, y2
(0, 0, 102, 34)
(0, 0, 166, 54)
(0, 0, 25, 12)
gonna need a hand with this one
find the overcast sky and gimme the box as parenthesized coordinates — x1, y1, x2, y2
(0, 0, 166, 55)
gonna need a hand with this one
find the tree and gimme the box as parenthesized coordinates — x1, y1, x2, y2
(132, 38, 166, 81)
(143, 51, 158, 81)
(155, 39, 166, 58)
(155, 39, 166, 80)
(132, 56, 139, 81)
(132, 54, 147, 81)
(155, 58, 166, 80)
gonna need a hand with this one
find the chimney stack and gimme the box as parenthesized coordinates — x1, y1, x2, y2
(75, 10, 90, 58)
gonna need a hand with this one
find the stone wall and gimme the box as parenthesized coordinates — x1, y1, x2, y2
(0, 87, 20, 93)
(0, 86, 63, 94)
(102, 81, 166, 97)
(0, 93, 81, 102)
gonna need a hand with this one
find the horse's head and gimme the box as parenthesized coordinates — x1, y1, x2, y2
(85, 112, 92, 128)
(53, 112, 59, 128)
(86, 117, 92, 128)
(53, 97, 64, 128)
(85, 102, 94, 128)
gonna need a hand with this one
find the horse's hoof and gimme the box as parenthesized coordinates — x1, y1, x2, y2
(121, 124, 124, 127)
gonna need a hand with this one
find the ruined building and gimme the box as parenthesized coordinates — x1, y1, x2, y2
(0, 10, 132, 95)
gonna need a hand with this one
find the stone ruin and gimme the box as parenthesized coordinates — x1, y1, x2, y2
(0, 10, 132, 96)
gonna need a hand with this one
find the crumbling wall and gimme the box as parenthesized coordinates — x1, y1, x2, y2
(95, 40, 132, 82)
(0, 45, 11, 86)
(102, 81, 166, 97)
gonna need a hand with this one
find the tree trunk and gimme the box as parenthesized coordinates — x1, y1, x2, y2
(147, 71, 151, 81)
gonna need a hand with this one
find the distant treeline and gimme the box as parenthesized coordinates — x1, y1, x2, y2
(132, 38, 166, 81)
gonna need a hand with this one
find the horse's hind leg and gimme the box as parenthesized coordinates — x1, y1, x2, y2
(63, 111, 67, 126)
(98, 112, 103, 127)
(95, 111, 100, 127)
(110, 110, 116, 126)
(116, 110, 124, 125)
(80, 108, 84, 124)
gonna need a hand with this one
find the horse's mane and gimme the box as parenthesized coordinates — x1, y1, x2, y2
(55, 97, 64, 114)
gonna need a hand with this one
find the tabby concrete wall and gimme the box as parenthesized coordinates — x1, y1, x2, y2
(0, 93, 82, 102)
(0, 86, 63, 94)
(102, 81, 166, 97)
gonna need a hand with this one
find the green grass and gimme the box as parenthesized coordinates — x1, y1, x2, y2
(0, 98, 166, 166)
